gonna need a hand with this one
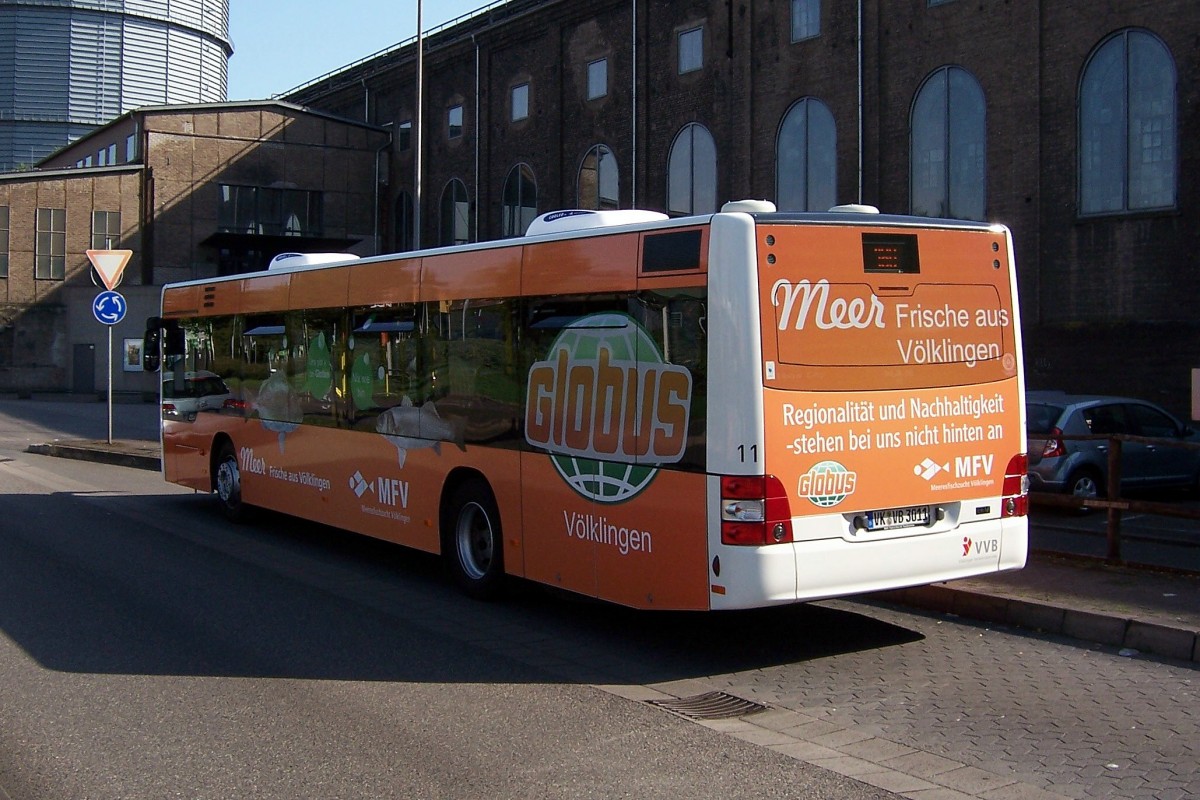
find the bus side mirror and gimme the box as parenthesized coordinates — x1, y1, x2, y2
(142, 319, 162, 372)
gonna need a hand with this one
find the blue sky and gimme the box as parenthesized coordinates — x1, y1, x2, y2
(227, 1, 487, 100)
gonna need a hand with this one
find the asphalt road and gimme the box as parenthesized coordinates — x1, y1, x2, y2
(1, 400, 1198, 799)
(0, 452, 900, 800)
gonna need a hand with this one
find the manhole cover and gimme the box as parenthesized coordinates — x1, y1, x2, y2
(649, 691, 768, 720)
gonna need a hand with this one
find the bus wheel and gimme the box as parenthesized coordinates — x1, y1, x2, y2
(215, 442, 249, 522)
(446, 479, 505, 600)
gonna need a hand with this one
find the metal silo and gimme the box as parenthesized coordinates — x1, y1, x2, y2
(0, 0, 232, 170)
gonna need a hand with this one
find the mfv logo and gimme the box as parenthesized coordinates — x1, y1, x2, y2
(349, 470, 409, 507)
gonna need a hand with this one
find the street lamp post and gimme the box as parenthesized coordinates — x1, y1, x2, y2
(414, 0, 423, 250)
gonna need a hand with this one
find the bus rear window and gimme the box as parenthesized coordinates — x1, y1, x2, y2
(760, 224, 1017, 391)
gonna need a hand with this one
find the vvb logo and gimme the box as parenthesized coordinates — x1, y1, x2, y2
(525, 313, 692, 503)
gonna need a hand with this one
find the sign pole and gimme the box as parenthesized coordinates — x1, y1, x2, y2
(86, 249, 133, 446)
(107, 326, 114, 444)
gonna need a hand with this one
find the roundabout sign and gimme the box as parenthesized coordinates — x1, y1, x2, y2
(92, 289, 127, 326)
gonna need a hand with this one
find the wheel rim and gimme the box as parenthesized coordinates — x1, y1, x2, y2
(1072, 475, 1098, 498)
(217, 456, 240, 507)
(455, 501, 494, 580)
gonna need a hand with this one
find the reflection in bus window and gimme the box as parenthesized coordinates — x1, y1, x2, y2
(429, 297, 521, 446)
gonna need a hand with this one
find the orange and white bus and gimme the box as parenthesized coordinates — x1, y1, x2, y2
(144, 201, 1028, 610)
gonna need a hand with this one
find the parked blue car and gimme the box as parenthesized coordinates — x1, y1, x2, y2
(1026, 392, 1200, 498)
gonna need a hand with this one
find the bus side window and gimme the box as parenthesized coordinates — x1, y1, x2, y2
(434, 297, 522, 446)
(241, 315, 293, 423)
(349, 304, 424, 431)
(294, 308, 341, 428)
(633, 290, 708, 472)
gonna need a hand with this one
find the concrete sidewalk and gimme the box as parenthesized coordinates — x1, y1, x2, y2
(22, 433, 1200, 666)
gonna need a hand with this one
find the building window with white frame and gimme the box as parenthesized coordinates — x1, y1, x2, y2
(35, 208, 66, 280)
(678, 27, 703, 74)
(0, 206, 9, 278)
(587, 58, 608, 100)
(511, 83, 529, 122)
(448, 104, 464, 139)
(1079, 29, 1176, 215)
(577, 144, 619, 210)
(502, 164, 537, 237)
(910, 65, 986, 220)
(791, 0, 820, 42)
(440, 178, 470, 245)
(776, 97, 837, 211)
(92, 211, 121, 250)
(394, 191, 414, 251)
(667, 122, 718, 215)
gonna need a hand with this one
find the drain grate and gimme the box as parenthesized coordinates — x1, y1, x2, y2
(649, 691, 768, 720)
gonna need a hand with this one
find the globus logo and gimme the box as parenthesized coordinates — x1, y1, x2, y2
(525, 313, 692, 503)
(799, 460, 858, 507)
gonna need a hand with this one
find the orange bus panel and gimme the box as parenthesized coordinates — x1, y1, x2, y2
(421, 247, 521, 301)
(347, 257, 421, 306)
(522, 233, 639, 296)
(239, 273, 291, 313)
(290, 268, 350, 310)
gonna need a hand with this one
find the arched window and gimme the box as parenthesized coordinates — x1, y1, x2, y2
(439, 179, 470, 246)
(577, 144, 619, 210)
(910, 66, 986, 220)
(667, 122, 717, 216)
(502, 164, 537, 237)
(776, 98, 836, 212)
(1079, 29, 1176, 215)
(394, 191, 414, 251)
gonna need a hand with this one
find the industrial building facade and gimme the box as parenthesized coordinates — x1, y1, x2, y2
(0, 102, 387, 394)
(284, 0, 1198, 418)
(0, 0, 1195, 417)
(0, 0, 232, 171)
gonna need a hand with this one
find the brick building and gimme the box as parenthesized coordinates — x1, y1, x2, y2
(1, 0, 1196, 416)
(0, 102, 387, 394)
(286, 0, 1199, 418)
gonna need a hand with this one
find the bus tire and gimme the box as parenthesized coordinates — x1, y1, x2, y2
(214, 441, 250, 522)
(445, 478, 505, 600)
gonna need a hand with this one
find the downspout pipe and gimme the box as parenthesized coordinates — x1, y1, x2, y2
(474, 33, 480, 241)
(375, 123, 393, 255)
(631, 0, 637, 208)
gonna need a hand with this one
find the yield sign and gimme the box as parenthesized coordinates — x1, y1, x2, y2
(86, 249, 133, 290)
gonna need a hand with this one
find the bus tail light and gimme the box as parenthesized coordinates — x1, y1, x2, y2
(720, 475, 793, 545)
(1001, 454, 1029, 517)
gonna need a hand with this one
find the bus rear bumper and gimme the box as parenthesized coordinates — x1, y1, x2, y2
(708, 516, 1028, 610)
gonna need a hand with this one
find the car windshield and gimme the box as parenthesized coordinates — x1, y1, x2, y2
(1026, 403, 1063, 435)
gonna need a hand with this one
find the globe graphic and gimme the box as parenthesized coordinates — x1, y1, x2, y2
(806, 460, 851, 507)
(550, 455, 658, 503)
(543, 313, 666, 504)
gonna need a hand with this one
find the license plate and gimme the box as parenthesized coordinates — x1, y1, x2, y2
(866, 505, 931, 531)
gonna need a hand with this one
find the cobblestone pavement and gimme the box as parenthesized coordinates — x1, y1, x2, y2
(648, 598, 1199, 800)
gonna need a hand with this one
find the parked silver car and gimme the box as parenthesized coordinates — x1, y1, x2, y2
(1026, 392, 1200, 497)
(162, 370, 234, 420)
